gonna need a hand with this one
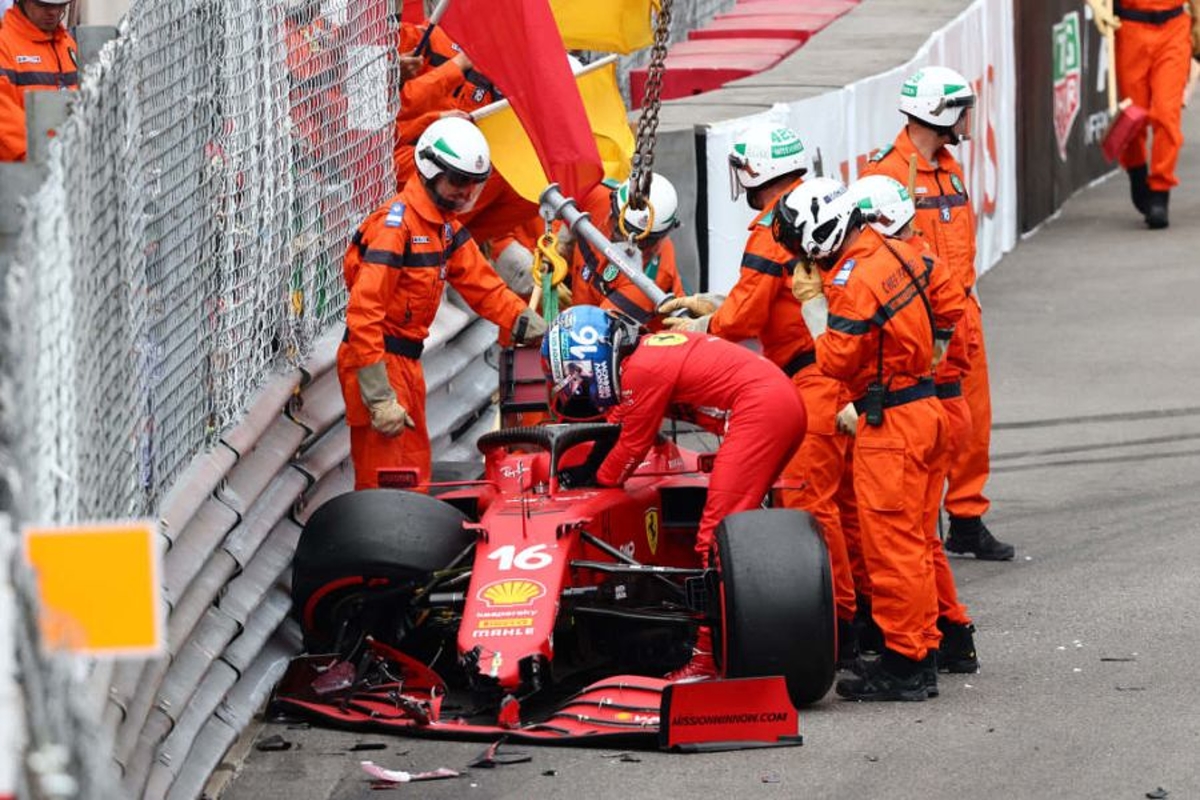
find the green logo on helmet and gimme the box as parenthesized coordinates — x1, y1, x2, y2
(433, 138, 460, 158)
(943, 83, 967, 95)
(903, 69, 924, 96)
(769, 129, 802, 159)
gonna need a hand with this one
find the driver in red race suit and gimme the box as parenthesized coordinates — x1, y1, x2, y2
(542, 305, 807, 680)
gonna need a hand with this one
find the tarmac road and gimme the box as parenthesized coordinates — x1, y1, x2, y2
(215, 104, 1200, 800)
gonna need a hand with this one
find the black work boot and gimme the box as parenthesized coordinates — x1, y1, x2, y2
(837, 617, 859, 671)
(946, 516, 1015, 561)
(836, 648, 928, 702)
(1145, 190, 1169, 229)
(936, 617, 980, 674)
(1127, 165, 1149, 214)
(853, 601, 884, 656)
(922, 652, 940, 697)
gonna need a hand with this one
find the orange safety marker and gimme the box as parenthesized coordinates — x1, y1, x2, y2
(22, 521, 164, 657)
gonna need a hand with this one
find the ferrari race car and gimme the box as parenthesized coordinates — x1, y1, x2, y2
(273, 419, 837, 746)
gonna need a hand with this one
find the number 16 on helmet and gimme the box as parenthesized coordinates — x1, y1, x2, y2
(541, 306, 639, 420)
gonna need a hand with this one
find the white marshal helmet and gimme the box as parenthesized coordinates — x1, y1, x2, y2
(849, 175, 915, 238)
(612, 173, 680, 241)
(772, 176, 861, 261)
(728, 122, 811, 201)
(415, 116, 492, 211)
(898, 66, 976, 130)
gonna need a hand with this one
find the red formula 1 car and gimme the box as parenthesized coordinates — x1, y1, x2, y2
(274, 419, 836, 747)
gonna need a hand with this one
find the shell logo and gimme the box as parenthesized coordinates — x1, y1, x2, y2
(477, 579, 547, 608)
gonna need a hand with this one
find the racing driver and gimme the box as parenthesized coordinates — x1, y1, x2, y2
(541, 305, 807, 680)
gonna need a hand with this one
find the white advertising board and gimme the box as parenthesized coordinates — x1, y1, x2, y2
(703, 0, 1017, 294)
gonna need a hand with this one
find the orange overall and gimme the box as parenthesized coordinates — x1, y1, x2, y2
(566, 183, 685, 329)
(708, 180, 857, 625)
(394, 22, 533, 242)
(920, 246, 974, 627)
(0, 6, 78, 162)
(814, 228, 959, 661)
(338, 175, 528, 489)
(1115, 0, 1193, 191)
(864, 128, 992, 521)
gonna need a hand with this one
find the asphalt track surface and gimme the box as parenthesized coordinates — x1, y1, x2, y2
(217, 107, 1200, 800)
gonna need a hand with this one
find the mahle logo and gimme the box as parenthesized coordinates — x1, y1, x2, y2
(1052, 11, 1082, 161)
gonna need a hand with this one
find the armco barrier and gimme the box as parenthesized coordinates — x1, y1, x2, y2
(4, 1, 1118, 796)
(677, 0, 1018, 293)
(74, 296, 498, 799)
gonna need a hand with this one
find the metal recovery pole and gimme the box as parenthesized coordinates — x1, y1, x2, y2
(537, 184, 675, 313)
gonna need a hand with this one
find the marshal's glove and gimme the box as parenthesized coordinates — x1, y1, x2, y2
(791, 264, 824, 303)
(658, 293, 723, 319)
(357, 362, 415, 437)
(513, 307, 548, 343)
(660, 313, 712, 333)
(932, 336, 950, 370)
(836, 402, 859, 436)
(1084, 0, 1121, 35)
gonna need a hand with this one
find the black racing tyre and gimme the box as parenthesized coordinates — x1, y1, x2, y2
(291, 489, 472, 653)
(715, 508, 836, 707)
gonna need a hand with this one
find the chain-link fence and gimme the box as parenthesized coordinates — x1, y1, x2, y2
(2, 0, 398, 795)
(5, 0, 396, 527)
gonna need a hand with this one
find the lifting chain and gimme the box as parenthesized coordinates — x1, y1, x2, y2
(627, 0, 673, 212)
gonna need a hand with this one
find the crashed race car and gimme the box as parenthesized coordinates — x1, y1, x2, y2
(273, 418, 836, 746)
(271, 185, 836, 746)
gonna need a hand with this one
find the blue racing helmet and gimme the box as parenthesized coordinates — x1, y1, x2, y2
(541, 305, 638, 420)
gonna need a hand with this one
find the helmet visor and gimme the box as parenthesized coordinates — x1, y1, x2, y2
(771, 195, 804, 256)
(548, 363, 604, 421)
(420, 147, 491, 186)
(728, 152, 756, 201)
(952, 105, 975, 142)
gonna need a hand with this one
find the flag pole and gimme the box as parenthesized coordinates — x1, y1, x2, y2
(469, 55, 620, 122)
(414, 0, 453, 56)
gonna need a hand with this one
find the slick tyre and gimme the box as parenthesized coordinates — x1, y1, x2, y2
(715, 508, 836, 706)
(292, 489, 472, 653)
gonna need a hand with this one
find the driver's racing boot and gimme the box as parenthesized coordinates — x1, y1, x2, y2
(945, 516, 1015, 561)
(665, 626, 718, 683)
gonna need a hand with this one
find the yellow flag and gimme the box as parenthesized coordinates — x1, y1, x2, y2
(550, 0, 657, 55)
(478, 62, 635, 203)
